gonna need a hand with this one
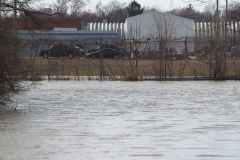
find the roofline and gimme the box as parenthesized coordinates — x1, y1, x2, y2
(18, 30, 118, 35)
(126, 11, 194, 23)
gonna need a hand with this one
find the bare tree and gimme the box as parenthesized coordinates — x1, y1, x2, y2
(51, 0, 69, 16)
(202, 3, 218, 21)
(50, 0, 90, 17)
(0, 0, 61, 105)
(225, 1, 240, 21)
(0, 1, 30, 105)
(70, 0, 89, 16)
(95, 0, 126, 22)
(80, 11, 100, 23)
(148, 11, 193, 80)
(111, 8, 127, 23)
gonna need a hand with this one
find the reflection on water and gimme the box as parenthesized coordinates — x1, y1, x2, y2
(1, 81, 240, 160)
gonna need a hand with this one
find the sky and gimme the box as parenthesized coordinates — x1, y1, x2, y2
(41, 0, 234, 12)
(86, 0, 233, 12)
(88, 0, 209, 11)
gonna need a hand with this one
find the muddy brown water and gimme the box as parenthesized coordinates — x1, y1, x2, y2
(1, 81, 240, 160)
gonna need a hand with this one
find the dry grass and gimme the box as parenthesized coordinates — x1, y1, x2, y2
(21, 57, 240, 81)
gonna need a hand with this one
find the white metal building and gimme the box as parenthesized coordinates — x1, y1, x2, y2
(125, 11, 195, 40)
(87, 11, 195, 40)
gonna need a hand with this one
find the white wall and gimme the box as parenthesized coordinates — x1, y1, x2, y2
(88, 22, 125, 37)
(125, 11, 195, 40)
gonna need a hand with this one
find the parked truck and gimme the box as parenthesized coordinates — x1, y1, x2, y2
(38, 44, 84, 59)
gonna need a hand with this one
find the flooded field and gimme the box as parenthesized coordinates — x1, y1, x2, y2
(1, 81, 240, 160)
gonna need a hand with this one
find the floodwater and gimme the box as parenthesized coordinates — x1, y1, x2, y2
(1, 81, 240, 160)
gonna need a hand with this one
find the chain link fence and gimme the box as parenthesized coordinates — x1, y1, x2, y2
(21, 37, 240, 81)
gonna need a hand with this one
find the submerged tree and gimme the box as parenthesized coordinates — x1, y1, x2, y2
(0, 1, 32, 105)
(0, 0, 61, 105)
(0, 20, 22, 105)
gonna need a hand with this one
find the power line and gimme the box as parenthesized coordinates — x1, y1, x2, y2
(182, 0, 213, 3)
(193, 1, 215, 7)
(181, 0, 215, 10)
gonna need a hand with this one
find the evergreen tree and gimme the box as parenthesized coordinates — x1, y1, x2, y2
(126, 0, 144, 17)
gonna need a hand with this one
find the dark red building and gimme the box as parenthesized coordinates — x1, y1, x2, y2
(16, 17, 82, 30)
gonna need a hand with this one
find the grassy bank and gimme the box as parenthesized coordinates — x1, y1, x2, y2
(21, 57, 240, 81)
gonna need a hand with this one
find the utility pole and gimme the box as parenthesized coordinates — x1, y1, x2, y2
(13, 0, 17, 38)
(216, 0, 219, 40)
(170, 0, 173, 11)
(99, 38, 103, 81)
(13, 0, 17, 52)
(225, 0, 228, 42)
(0, 0, 2, 18)
(233, 11, 236, 46)
(48, 44, 51, 81)
(224, 0, 228, 79)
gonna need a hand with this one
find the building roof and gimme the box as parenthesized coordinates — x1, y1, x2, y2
(126, 11, 194, 22)
(16, 17, 82, 30)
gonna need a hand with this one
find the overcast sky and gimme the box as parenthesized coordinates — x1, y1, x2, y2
(88, 0, 213, 11)
(88, 0, 232, 11)
(40, 0, 234, 12)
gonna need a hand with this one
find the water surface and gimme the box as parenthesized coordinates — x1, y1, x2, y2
(1, 81, 240, 160)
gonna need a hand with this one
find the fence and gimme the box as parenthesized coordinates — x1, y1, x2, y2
(21, 37, 240, 81)
(195, 22, 240, 38)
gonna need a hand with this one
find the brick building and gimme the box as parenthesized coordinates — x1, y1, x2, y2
(17, 17, 82, 30)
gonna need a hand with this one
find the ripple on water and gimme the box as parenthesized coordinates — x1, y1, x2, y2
(1, 81, 240, 160)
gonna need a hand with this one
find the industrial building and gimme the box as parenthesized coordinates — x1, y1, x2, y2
(18, 11, 195, 57)
(17, 17, 119, 57)
(125, 11, 195, 40)
(88, 11, 195, 53)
